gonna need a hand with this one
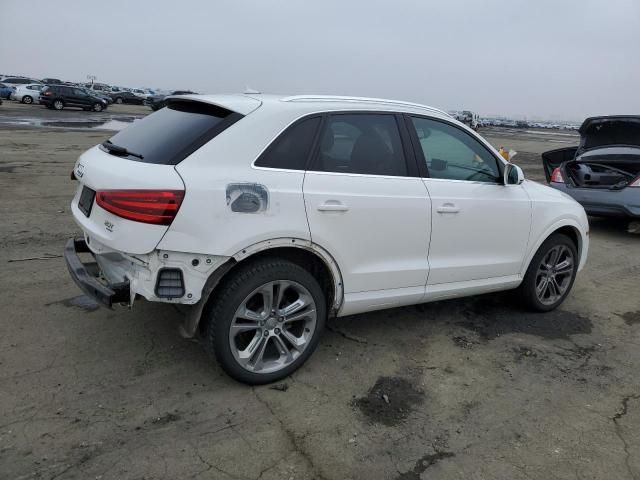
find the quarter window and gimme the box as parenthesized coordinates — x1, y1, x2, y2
(255, 116, 320, 170)
(410, 117, 500, 183)
(312, 114, 408, 177)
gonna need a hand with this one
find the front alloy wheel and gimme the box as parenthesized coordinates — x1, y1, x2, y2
(518, 233, 578, 311)
(535, 245, 574, 305)
(53, 100, 64, 110)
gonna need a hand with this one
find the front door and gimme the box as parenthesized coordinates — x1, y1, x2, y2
(406, 115, 531, 286)
(303, 113, 431, 303)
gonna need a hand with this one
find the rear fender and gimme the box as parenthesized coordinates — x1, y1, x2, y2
(179, 237, 344, 338)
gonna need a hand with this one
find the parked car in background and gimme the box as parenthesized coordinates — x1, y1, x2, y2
(1, 76, 42, 86)
(10, 83, 44, 104)
(0, 83, 15, 99)
(110, 91, 145, 105)
(39, 85, 108, 111)
(80, 88, 113, 105)
(130, 88, 152, 99)
(41, 78, 62, 84)
(459, 110, 480, 130)
(543, 116, 640, 219)
(64, 94, 589, 384)
(147, 90, 197, 110)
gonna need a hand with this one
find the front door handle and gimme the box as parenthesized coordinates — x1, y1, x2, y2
(436, 203, 460, 214)
(317, 201, 349, 212)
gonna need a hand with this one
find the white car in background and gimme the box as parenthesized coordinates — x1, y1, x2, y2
(11, 83, 44, 104)
(65, 94, 589, 384)
(130, 88, 152, 99)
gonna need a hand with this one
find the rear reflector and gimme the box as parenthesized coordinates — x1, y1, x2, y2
(95, 190, 184, 225)
(550, 167, 565, 183)
(155, 268, 184, 298)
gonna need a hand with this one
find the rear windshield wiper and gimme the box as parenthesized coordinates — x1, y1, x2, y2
(102, 140, 144, 160)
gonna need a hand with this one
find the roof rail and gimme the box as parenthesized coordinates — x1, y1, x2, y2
(281, 95, 450, 117)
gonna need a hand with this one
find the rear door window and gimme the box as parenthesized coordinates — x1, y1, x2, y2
(311, 114, 409, 177)
(255, 116, 320, 170)
(102, 100, 243, 165)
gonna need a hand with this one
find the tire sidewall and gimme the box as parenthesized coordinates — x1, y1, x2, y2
(204, 259, 327, 384)
(521, 233, 578, 311)
(93, 103, 103, 112)
(53, 100, 64, 110)
(23, 96, 33, 104)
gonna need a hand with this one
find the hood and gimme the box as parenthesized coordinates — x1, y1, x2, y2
(578, 116, 640, 153)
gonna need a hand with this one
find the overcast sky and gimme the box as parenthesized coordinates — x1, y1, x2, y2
(1, 0, 639, 120)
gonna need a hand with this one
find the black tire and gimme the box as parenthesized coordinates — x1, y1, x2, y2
(115, 97, 123, 104)
(202, 258, 327, 385)
(22, 95, 33, 104)
(93, 102, 103, 112)
(150, 105, 158, 111)
(53, 99, 64, 110)
(517, 233, 578, 312)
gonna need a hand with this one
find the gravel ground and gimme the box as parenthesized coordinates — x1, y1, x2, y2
(1, 103, 639, 479)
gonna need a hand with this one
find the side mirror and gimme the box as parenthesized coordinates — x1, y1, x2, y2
(504, 163, 525, 185)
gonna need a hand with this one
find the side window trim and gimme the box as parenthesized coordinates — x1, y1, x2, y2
(307, 111, 419, 178)
(405, 113, 505, 182)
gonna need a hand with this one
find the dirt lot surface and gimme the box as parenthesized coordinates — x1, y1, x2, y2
(1, 103, 639, 479)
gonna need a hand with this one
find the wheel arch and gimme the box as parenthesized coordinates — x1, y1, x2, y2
(521, 219, 585, 277)
(180, 238, 344, 338)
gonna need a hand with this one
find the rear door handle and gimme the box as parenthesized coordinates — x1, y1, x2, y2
(317, 201, 349, 212)
(436, 203, 460, 214)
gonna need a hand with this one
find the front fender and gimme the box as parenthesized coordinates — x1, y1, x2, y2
(520, 217, 589, 277)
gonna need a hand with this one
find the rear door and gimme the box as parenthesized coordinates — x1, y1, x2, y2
(303, 112, 431, 299)
(541, 146, 578, 182)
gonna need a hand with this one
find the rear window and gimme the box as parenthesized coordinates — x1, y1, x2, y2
(103, 100, 242, 165)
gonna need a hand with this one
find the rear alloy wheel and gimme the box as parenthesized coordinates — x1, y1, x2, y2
(93, 102, 103, 112)
(518, 233, 578, 311)
(115, 97, 123, 104)
(53, 100, 64, 110)
(22, 95, 33, 104)
(203, 259, 326, 384)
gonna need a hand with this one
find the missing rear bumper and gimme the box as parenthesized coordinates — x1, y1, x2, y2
(64, 238, 130, 308)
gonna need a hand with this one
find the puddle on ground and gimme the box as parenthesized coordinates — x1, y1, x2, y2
(47, 295, 100, 312)
(0, 116, 139, 131)
(353, 376, 424, 426)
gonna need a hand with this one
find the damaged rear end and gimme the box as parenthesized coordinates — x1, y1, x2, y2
(542, 116, 640, 218)
(65, 96, 258, 308)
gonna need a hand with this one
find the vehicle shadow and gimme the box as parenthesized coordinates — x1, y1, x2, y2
(588, 216, 638, 239)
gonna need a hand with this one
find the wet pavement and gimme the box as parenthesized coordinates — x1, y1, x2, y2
(0, 101, 147, 131)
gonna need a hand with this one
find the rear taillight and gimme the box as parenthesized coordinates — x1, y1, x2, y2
(630, 177, 640, 187)
(550, 167, 565, 183)
(43, 91, 52, 96)
(95, 190, 184, 225)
